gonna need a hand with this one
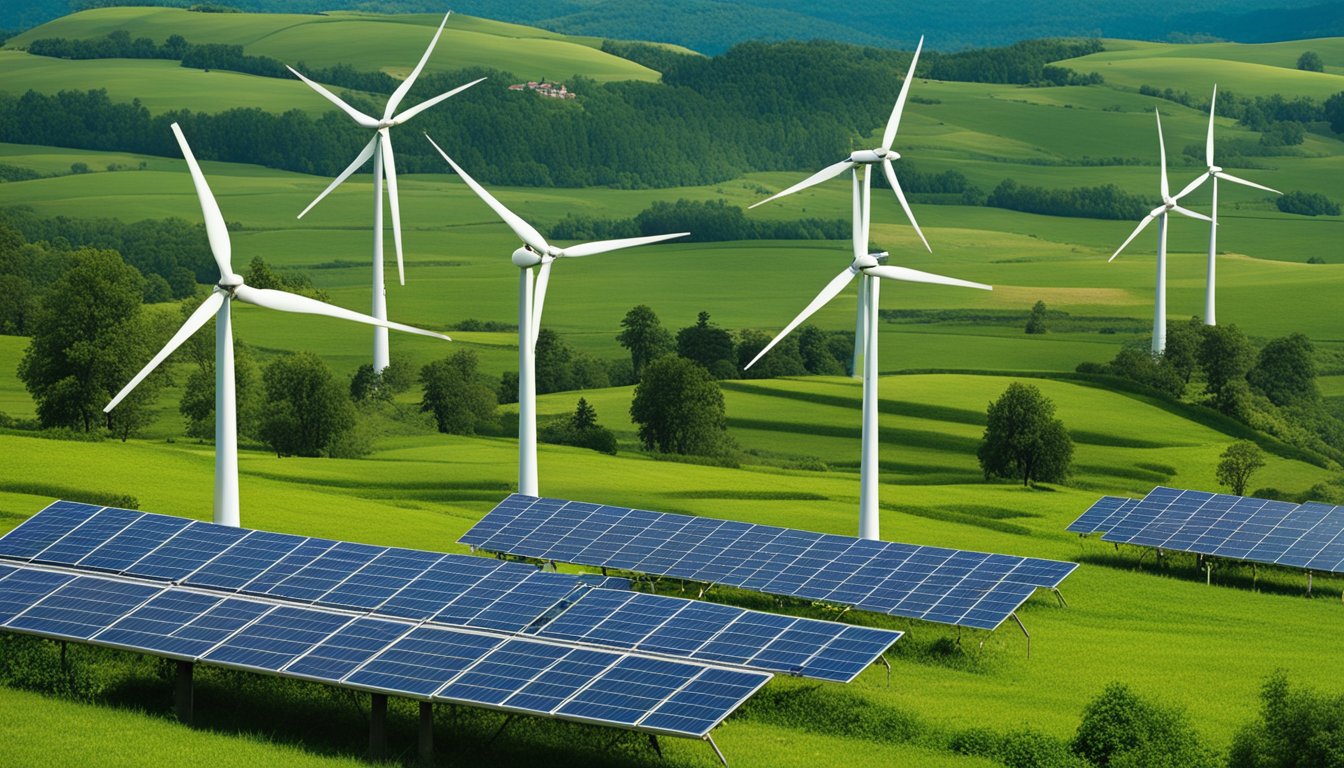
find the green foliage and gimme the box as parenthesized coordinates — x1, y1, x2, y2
(1198, 324, 1255, 414)
(1326, 92, 1344, 134)
(533, 328, 609, 395)
(1248, 333, 1318, 407)
(737, 328, 807, 379)
(539, 397, 617, 455)
(243, 256, 326, 301)
(923, 38, 1104, 85)
(1072, 683, 1216, 768)
(179, 342, 262, 441)
(630, 355, 730, 456)
(977, 381, 1073, 486)
(1297, 50, 1325, 72)
(1105, 346, 1185, 398)
(987, 178, 1148, 220)
(17, 247, 157, 433)
(349, 359, 413, 404)
(677, 311, 736, 375)
(617, 304, 673, 379)
(1217, 440, 1266, 496)
(950, 728, 1089, 768)
(1276, 190, 1342, 216)
(258, 351, 357, 457)
(1230, 672, 1344, 768)
(796, 325, 846, 376)
(418, 350, 497, 436)
(1025, 300, 1048, 334)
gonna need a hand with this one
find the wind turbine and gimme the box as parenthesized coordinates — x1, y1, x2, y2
(1171, 86, 1281, 326)
(104, 124, 450, 527)
(1109, 110, 1212, 355)
(745, 166, 990, 540)
(425, 136, 687, 497)
(288, 11, 484, 372)
(750, 36, 930, 380)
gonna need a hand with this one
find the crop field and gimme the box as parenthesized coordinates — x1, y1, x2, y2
(0, 9, 1342, 768)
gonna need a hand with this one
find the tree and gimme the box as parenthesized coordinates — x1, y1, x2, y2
(736, 328, 807, 379)
(977, 382, 1073, 486)
(17, 248, 153, 432)
(1217, 440, 1265, 496)
(796, 325, 845, 375)
(534, 328, 574, 394)
(1197, 324, 1254, 413)
(258, 352, 356, 457)
(419, 350, 497, 435)
(676, 311, 736, 374)
(1326, 91, 1344, 134)
(1297, 51, 1324, 72)
(540, 397, 617, 455)
(1229, 672, 1344, 768)
(1073, 683, 1216, 768)
(179, 344, 263, 441)
(1276, 190, 1341, 216)
(1025, 300, 1047, 334)
(617, 305, 673, 379)
(1162, 317, 1202, 386)
(1248, 333, 1318, 407)
(630, 355, 730, 455)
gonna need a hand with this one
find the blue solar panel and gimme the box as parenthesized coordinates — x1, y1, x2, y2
(1099, 487, 1344, 574)
(464, 571, 583, 633)
(262, 541, 387, 603)
(372, 554, 507, 620)
(284, 617, 412, 681)
(93, 591, 269, 659)
(204, 605, 350, 671)
(638, 666, 770, 737)
(462, 495, 1075, 630)
(317, 547, 445, 611)
(238, 538, 341, 595)
(128, 522, 251, 581)
(345, 626, 503, 698)
(29, 506, 141, 566)
(77, 514, 193, 573)
(556, 655, 703, 727)
(183, 530, 309, 591)
(6, 575, 162, 640)
(0, 567, 75, 622)
(435, 638, 574, 706)
(498, 647, 619, 712)
(0, 500, 106, 561)
(1067, 496, 1139, 535)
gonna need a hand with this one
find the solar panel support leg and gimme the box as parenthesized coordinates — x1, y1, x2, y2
(1010, 612, 1031, 659)
(1052, 589, 1068, 608)
(705, 734, 729, 767)
(1307, 571, 1313, 597)
(879, 654, 892, 685)
(418, 702, 433, 764)
(488, 714, 515, 745)
(175, 661, 194, 725)
(369, 693, 387, 760)
(648, 734, 663, 758)
(60, 641, 67, 673)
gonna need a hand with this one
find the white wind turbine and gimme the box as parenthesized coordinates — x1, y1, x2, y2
(1171, 86, 1281, 326)
(1109, 109, 1213, 355)
(289, 11, 484, 372)
(104, 124, 450, 527)
(745, 167, 990, 540)
(426, 136, 687, 497)
(750, 36, 930, 379)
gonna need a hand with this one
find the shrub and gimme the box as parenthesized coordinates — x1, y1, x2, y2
(1072, 683, 1216, 768)
(1229, 671, 1344, 768)
(1277, 190, 1341, 216)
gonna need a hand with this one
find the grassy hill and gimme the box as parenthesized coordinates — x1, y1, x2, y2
(0, 10, 1343, 768)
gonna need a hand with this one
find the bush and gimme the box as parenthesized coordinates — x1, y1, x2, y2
(952, 728, 1089, 768)
(1277, 190, 1341, 216)
(1072, 683, 1216, 768)
(1297, 51, 1325, 72)
(539, 398, 618, 455)
(1229, 671, 1344, 768)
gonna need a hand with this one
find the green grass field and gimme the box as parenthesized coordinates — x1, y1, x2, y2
(1, 11, 1343, 768)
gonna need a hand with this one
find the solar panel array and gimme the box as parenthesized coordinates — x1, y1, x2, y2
(0, 565, 768, 737)
(1066, 496, 1139, 535)
(461, 495, 1079, 631)
(0, 501, 899, 683)
(1069, 487, 1344, 574)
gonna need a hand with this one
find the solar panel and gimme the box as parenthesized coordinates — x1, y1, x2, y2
(93, 592, 273, 660)
(461, 495, 1077, 630)
(0, 566, 75, 622)
(0, 502, 899, 682)
(0, 501, 110, 561)
(1099, 487, 1344, 574)
(1066, 496, 1139, 535)
(5, 575, 163, 640)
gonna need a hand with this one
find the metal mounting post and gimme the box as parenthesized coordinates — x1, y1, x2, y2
(488, 714, 515, 745)
(175, 661, 194, 725)
(879, 654, 892, 685)
(705, 734, 729, 767)
(418, 701, 433, 764)
(1052, 588, 1069, 608)
(369, 693, 387, 760)
(1010, 612, 1031, 659)
(1307, 571, 1314, 597)
(648, 734, 663, 758)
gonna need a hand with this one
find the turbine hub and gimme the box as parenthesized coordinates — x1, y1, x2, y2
(218, 273, 244, 289)
(377, 119, 396, 129)
(849, 149, 884, 164)
(512, 246, 543, 268)
(1210, 165, 1222, 174)
(854, 253, 880, 270)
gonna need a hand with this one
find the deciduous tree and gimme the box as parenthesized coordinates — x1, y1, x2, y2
(977, 382, 1073, 486)
(258, 352, 356, 457)
(419, 350, 497, 435)
(630, 355, 729, 455)
(1216, 440, 1265, 496)
(617, 305, 672, 379)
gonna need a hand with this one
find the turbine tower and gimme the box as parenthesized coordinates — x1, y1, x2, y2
(1172, 86, 1281, 326)
(1109, 110, 1212, 354)
(289, 12, 483, 372)
(426, 136, 687, 497)
(750, 36, 930, 380)
(104, 124, 450, 527)
(746, 166, 990, 540)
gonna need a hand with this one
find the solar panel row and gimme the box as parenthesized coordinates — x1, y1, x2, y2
(0, 564, 769, 738)
(1066, 496, 1139, 535)
(1090, 487, 1344, 573)
(0, 501, 899, 682)
(460, 495, 1078, 631)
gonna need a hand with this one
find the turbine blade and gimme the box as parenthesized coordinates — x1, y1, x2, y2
(748, 159, 854, 209)
(558, 231, 688, 258)
(1173, 204, 1213, 223)
(851, 169, 863, 262)
(105, 290, 224, 412)
(1174, 173, 1209, 201)
(1207, 84, 1217, 166)
(380, 129, 405, 285)
(882, 159, 931, 252)
(393, 77, 486, 125)
(1156, 110, 1169, 200)
(234, 285, 449, 340)
(531, 258, 553, 350)
(384, 11, 451, 120)
(1214, 171, 1281, 195)
(865, 264, 992, 291)
(882, 35, 924, 150)
(1109, 214, 1157, 262)
(297, 135, 377, 219)
(286, 65, 379, 128)
(745, 268, 857, 370)
(171, 123, 232, 278)
(425, 134, 549, 253)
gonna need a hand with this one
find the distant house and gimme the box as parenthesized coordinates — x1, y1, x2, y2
(508, 81, 576, 99)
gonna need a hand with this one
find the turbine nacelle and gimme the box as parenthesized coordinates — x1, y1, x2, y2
(853, 251, 889, 270)
(512, 246, 545, 268)
(218, 273, 245, 289)
(849, 148, 894, 164)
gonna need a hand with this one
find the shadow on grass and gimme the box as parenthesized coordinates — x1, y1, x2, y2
(1075, 547, 1343, 601)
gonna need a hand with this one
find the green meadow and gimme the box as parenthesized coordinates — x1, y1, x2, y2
(0, 9, 1342, 767)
